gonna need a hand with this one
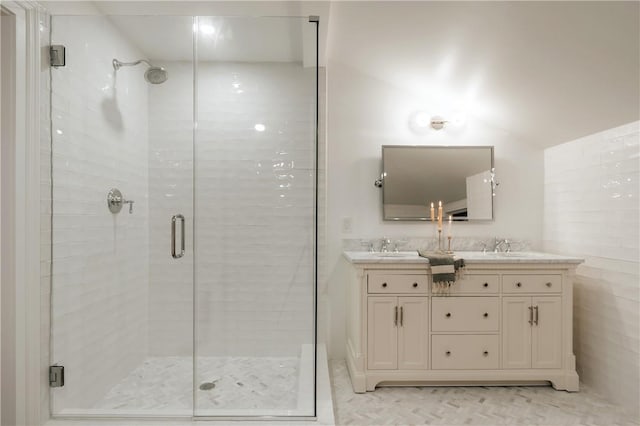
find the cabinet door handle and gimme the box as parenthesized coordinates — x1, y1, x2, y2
(528, 306, 533, 325)
(445, 351, 451, 357)
(483, 282, 489, 288)
(483, 351, 489, 357)
(394, 306, 398, 326)
(483, 312, 489, 318)
(445, 312, 451, 318)
(382, 282, 387, 288)
(400, 306, 404, 326)
(413, 282, 418, 288)
(534, 305, 539, 325)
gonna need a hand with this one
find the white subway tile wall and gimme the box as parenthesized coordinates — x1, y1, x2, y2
(147, 61, 194, 357)
(49, 16, 150, 412)
(544, 120, 640, 418)
(147, 62, 316, 357)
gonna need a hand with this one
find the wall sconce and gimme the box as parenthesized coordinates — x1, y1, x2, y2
(430, 115, 447, 130)
(409, 111, 466, 133)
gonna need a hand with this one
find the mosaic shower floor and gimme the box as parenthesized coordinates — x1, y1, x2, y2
(94, 356, 300, 413)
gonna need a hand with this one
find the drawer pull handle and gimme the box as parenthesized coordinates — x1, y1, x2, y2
(445, 312, 451, 318)
(382, 283, 387, 288)
(413, 282, 418, 288)
(516, 282, 522, 288)
(483, 351, 489, 357)
(483, 312, 489, 318)
(483, 282, 489, 288)
(445, 351, 451, 356)
(546, 282, 552, 287)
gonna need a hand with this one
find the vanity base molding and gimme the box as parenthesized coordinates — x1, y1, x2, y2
(349, 367, 580, 393)
(343, 257, 581, 394)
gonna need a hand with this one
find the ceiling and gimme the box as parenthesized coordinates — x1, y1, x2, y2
(107, 15, 305, 63)
(327, 1, 640, 147)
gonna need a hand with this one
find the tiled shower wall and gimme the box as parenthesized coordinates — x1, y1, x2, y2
(543, 121, 639, 417)
(148, 61, 317, 357)
(48, 16, 150, 411)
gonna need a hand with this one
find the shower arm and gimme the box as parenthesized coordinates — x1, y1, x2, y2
(112, 58, 153, 71)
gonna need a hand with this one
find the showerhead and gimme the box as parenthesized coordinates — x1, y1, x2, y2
(144, 66, 168, 84)
(112, 58, 168, 84)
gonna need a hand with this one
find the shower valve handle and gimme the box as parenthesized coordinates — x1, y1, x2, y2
(123, 199, 135, 214)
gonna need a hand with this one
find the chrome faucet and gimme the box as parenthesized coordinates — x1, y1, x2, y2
(380, 237, 391, 253)
(494, 237, 511, 253)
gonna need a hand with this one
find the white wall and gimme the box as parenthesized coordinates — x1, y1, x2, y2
(544, 121, 640, 417)
(325, 2, 544, 358)
(49, 16, 150, 412)
(148, 61, 317, 357)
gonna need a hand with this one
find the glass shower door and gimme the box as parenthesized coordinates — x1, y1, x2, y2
(193, 16, 318, 417)
(49, 12, 317, 420)
(49, 15, 195, 417)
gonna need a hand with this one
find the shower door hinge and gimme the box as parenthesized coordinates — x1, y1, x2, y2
(50, 45, 66, 67)
(49, 365, 64, 387)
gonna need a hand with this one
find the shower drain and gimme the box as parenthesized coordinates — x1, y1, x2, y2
(199, 379, 218, 391)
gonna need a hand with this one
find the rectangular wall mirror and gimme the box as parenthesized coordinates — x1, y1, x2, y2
(382, 146, 494, 221)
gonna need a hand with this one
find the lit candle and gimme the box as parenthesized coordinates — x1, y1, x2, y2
(437, 201, 443, 230)
(430, 202, 435, 222)
(448, 215, 453, 237)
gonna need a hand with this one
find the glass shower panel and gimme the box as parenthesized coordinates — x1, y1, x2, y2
(194, 16, 317, 417)
(49, 15, 194, 417)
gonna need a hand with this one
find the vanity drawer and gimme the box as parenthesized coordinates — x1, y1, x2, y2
(432, 335, 499, 370)
(502, 274, 561, 293)
(368, 273, 429, 294)
(432, 297, 499, 332)
(438, 274, 500, 294)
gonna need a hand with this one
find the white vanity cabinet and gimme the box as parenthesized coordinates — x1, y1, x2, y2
(343, 252, 582, 394)
(367, 296, 429, 370)
(503, 296, 562, 369)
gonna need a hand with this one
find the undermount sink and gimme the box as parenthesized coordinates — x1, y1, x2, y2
(478, 251, 542, 258)
(372, 252, 416, 257)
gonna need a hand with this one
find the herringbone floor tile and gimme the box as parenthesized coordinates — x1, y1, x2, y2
(330, 360, 638, 426)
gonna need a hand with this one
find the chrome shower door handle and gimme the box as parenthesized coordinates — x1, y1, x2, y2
(171, 214, 185, 259)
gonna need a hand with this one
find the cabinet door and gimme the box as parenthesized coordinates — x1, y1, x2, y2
(367, 297, 398, 370)
(532, 296, 562, 369)
(502, 297, 532, 369)
(398, 297, 429, 370)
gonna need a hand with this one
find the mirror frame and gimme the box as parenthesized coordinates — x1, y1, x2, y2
(381, 145, 495, 222)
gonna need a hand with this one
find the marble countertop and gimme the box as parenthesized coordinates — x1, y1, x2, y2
(343, 251, 584, 264)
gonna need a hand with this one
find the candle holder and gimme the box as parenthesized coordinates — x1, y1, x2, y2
(437, 229, 443, 252)
(446, 236, 454, 254)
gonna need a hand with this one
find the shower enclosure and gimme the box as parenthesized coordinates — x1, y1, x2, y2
(48, 14, 318, 419)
